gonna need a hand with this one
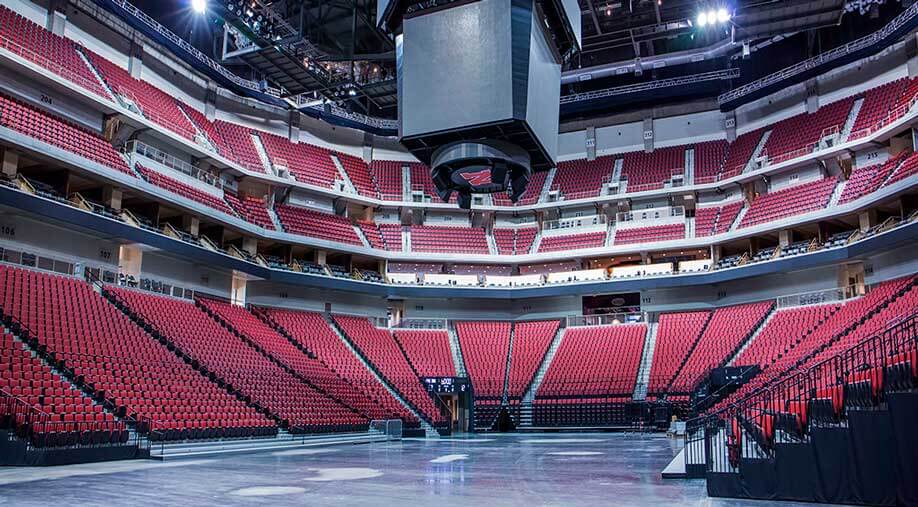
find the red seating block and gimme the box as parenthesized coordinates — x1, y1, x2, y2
(552, 158, 612, 200)
(537, 323, 646, 399)
(113, 289, 361, 432)
(180, 104, 264, 172)
(259, 132, 340, 188)
(84, 50, 198, 141)
(621, 146, 685, 192)
(0, 92, 133, 176)
(0, 6, 110, 100)
(410, 225, 489, 254)
(275, 205, 362, 245)
(647, 311, 710, 395)
(0, 265, 272, 440)
(224, 193, 275, 229)
(259, 308, 417, 426)
(136, 164, 235, 216)
(669, 301, 774, 392)
(394, 330, 455, 378)
(614, 224, 685, 245)
(334, 316, 442, 424)
(537, 231, 605, 253)
(370, 160, 404, 201)
(695, 201, 743, 237)
(739, 178, 837, 228)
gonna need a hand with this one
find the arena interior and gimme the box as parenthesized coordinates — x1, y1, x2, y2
(0, 0, 916, 504)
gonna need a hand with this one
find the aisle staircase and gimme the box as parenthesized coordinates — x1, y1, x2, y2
(633, 322, 658, 401)
(729, 204, 749, 231)
(502, 323, 516, 403)
(540, 167, 557, 203)
(747, 130, 772, 172)
(486, 230, 499, 255)
(251, 133, 276, 176)
(447, 321, 468, 377)
(529, 229, 543, 253)
(829, 178, 846, 207)
(354, 224, 372, 248)
(518, 325, 566, 427)
(266, 207, 283, 231)
(401, 164, 411, 201)
(330, 154, 358, 194)
(840, 97, 865, 142)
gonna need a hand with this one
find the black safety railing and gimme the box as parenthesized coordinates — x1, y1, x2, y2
(685, 312, 917, 475)
(0, 387, 145, 452)
(1, 304, 153, 455)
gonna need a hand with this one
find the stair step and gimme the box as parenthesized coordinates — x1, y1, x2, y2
(152, 432, 388, 459)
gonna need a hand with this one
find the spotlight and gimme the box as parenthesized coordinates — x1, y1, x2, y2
(696, 12, 708, 26)
(706, 10, 717, 24)
(348, 88, 357, 97)
(716, 8, 730, 22)
(192, 0, 207, 14)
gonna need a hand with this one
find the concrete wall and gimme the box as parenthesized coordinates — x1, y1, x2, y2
(0, 214, 119, 271)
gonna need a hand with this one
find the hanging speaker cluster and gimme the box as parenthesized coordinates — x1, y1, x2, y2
(429, 141, 531, 209)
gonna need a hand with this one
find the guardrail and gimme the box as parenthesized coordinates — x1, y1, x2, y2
(775, 284, 864, 308)
(394, 319, 448, 330)
(126, 140, 224, 189)
(687, 311, 916, 475)
(565, 312, 644, 327)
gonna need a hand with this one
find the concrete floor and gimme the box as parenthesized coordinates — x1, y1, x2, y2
(0, 433, 843, 506)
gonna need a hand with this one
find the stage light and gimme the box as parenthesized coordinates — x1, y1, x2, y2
(348, 88, 357, 97)
(697, 7, 731, 28)
(192, 0, 207, 14)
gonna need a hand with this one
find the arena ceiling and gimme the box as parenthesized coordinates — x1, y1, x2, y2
(129, 0, 907, 122)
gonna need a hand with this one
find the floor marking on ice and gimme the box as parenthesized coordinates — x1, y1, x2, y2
(430, 454, 470, 463)
(520, 438, 607, 444)
(437, 438, 495, 442)
(272, 448, 339, 457)
(303, 467, 383, 481)
(0, 459, 214, 486)
(546, 451, 604, 456)
(229, 486, 306, 496)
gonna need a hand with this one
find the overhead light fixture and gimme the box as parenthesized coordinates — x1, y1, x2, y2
(348, 88, 358, 97)
(697, 7, 731, 28)
(192, 0, 207, 14)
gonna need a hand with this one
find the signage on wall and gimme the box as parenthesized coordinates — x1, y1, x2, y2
(0, 224, 15, 238)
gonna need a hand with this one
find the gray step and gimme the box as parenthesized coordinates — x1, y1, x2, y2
(151, 431, 389, 459)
